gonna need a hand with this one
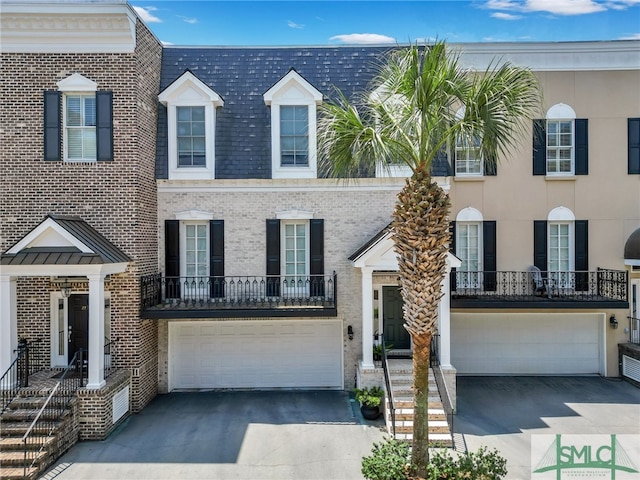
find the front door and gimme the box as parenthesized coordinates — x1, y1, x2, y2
(382, 286, 410, 349)
(68, 294, 89, 363)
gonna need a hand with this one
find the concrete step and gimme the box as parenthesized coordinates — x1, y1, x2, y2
(1, 408, 60, 422)
(394, 432, 453, 447)
(0, 449, 47, 467)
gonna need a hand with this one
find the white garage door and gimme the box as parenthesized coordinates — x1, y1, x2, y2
(169, 320, 343, 390)
(451, 313, 603, 375)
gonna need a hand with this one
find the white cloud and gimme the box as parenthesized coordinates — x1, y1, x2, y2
(483, 0, 611, 15)
(178, 15, 198, 25)
(491, 11, 523, 19)
(619, 32, 640, 39)
(329, 33, 396, 44)
(288, 20, 305, 29)
(133, 5, 162, 23)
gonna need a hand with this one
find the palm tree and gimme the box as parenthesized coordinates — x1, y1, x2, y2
(317, 41, 540, 475)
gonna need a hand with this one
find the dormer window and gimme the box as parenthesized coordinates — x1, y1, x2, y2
(159, 71, 223, 180)
(264, 70, 322, 179)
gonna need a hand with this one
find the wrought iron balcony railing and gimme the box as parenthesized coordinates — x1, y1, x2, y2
(451, 268, 628, 308)
(140, 273, 337, 317)
(628, 317, 640, 345)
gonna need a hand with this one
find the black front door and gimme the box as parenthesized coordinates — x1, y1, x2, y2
(382, 286, 410, 349)
(68, 294, 89, 363)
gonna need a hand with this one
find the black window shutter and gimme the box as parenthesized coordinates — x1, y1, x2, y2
(96, 91, 113, 161)
(533, 220, 547, 271)
(165, 220, 180, 298)
(449, 221, 456, 292)
(266, 219, 281, 296)
(44, 91, 61, 161)
(483, 221, 497, 291)
(483, 153, 497, 176)
(309, 219, 325, 297)
(209, 220, 225, 298)
(574, 119, 588, 175)
(533, 119, 546, 176)
(629, 118, 640, 174)
(575, 220, 589, 291)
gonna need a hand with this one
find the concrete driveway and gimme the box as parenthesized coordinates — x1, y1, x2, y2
(454, 376, 640, 479)
(40, 390, 385, 480)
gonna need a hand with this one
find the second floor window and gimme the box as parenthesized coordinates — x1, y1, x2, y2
(546, 120, 573, 174)
(177, 106, 206, 167)
(455, 136, 482, 176)
(65, 94, 96, 161)
(280, 106, 309, 166)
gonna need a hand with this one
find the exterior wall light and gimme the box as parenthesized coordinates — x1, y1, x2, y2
(347, 325, 354, 340)
(609, 314, 618, 329)
(60, 282, 72, 298)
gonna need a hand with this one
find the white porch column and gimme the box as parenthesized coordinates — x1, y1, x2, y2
(86, 273, 106, 389)
(0, 275, 18, 377)
(438, 270, 452, 367)
(360, 267, 375, 369)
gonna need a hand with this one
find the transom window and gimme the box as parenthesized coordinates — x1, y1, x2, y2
(177, 106, 206, 167)
(65, 94, 96, 161)
(280, 106, 309, 166)
(455, 136, 482, 176)
(546, 120, 574, 174)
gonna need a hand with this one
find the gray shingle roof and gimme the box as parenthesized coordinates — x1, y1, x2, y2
(156, 46, 452, 180)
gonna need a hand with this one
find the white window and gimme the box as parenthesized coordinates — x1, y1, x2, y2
(180, 221, 209, 298)
(546, 103, 576, 176)
(159, 71, 223, 180)
(57, 73, 98, 162)
(264, 70, 322, 179)
(177, 106, 206, 167)
(280, 106, 309, 166)
(282, 221, 309, 296)
(456, 207, 483, 289)
(455, 136, 482, 176)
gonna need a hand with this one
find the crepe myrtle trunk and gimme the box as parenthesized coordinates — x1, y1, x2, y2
(392, 165, 451, 473)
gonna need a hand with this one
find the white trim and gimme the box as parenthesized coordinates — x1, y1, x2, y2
(264, 70, 322, 179)
(546, 103, 576, 120)
(158, 177, 451, 193)
(275, 209, 314, 220)
(179, 221, 210, 279)
(455, 207, 483, 223)
(159, 71, 223, 181)
(0, 262, 128, 278)
(6, 218, 93, 254)
(174, 209, 214, 221)
(57, 73, 97, 92)
(375, 163, 413, 178)
(0, 5, 137, 54)
(548, 206, 575, 222)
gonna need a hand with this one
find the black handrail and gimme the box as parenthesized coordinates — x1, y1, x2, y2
(628, 317, 640, 345)
(22, 349, 86, 477)
(430, 335, 440, 367)
(104, 338, 118, 379)
(380, 334, 396, 438)
(140, 273, 337, 310)
(1, 338, 45, 414)
(451, 268, 627, 303)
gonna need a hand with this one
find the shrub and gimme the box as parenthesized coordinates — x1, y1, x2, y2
(355, 386, 384, 407)
(361, 437, 411, 480)
(361, 438, 508, 480)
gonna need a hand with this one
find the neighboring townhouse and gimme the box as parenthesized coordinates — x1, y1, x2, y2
(1, 1, 640, 464)
(147, 40, 640, 406)
(0, 0, 162, 444)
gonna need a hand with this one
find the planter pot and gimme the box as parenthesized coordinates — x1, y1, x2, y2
(360, 405, 380, 420)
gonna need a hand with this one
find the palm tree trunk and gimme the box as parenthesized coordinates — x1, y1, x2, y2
(392, 165, 451, 475)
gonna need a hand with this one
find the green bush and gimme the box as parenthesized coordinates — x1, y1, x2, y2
(361, 437, 411, 480)
(355, 386, 384, 407)
(361, 438, 507, 480)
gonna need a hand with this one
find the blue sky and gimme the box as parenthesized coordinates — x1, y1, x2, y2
(133, 0, 640, 46)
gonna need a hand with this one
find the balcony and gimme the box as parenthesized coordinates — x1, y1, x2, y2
(140, 273, 337, 318)
(450, 268, 628, 309)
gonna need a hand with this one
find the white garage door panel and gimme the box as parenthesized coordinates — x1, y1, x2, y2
(451, 313, 602, 375)
(169, 320, 342, 390)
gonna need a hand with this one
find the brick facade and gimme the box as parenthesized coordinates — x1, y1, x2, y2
(0, 17, 162, 413)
